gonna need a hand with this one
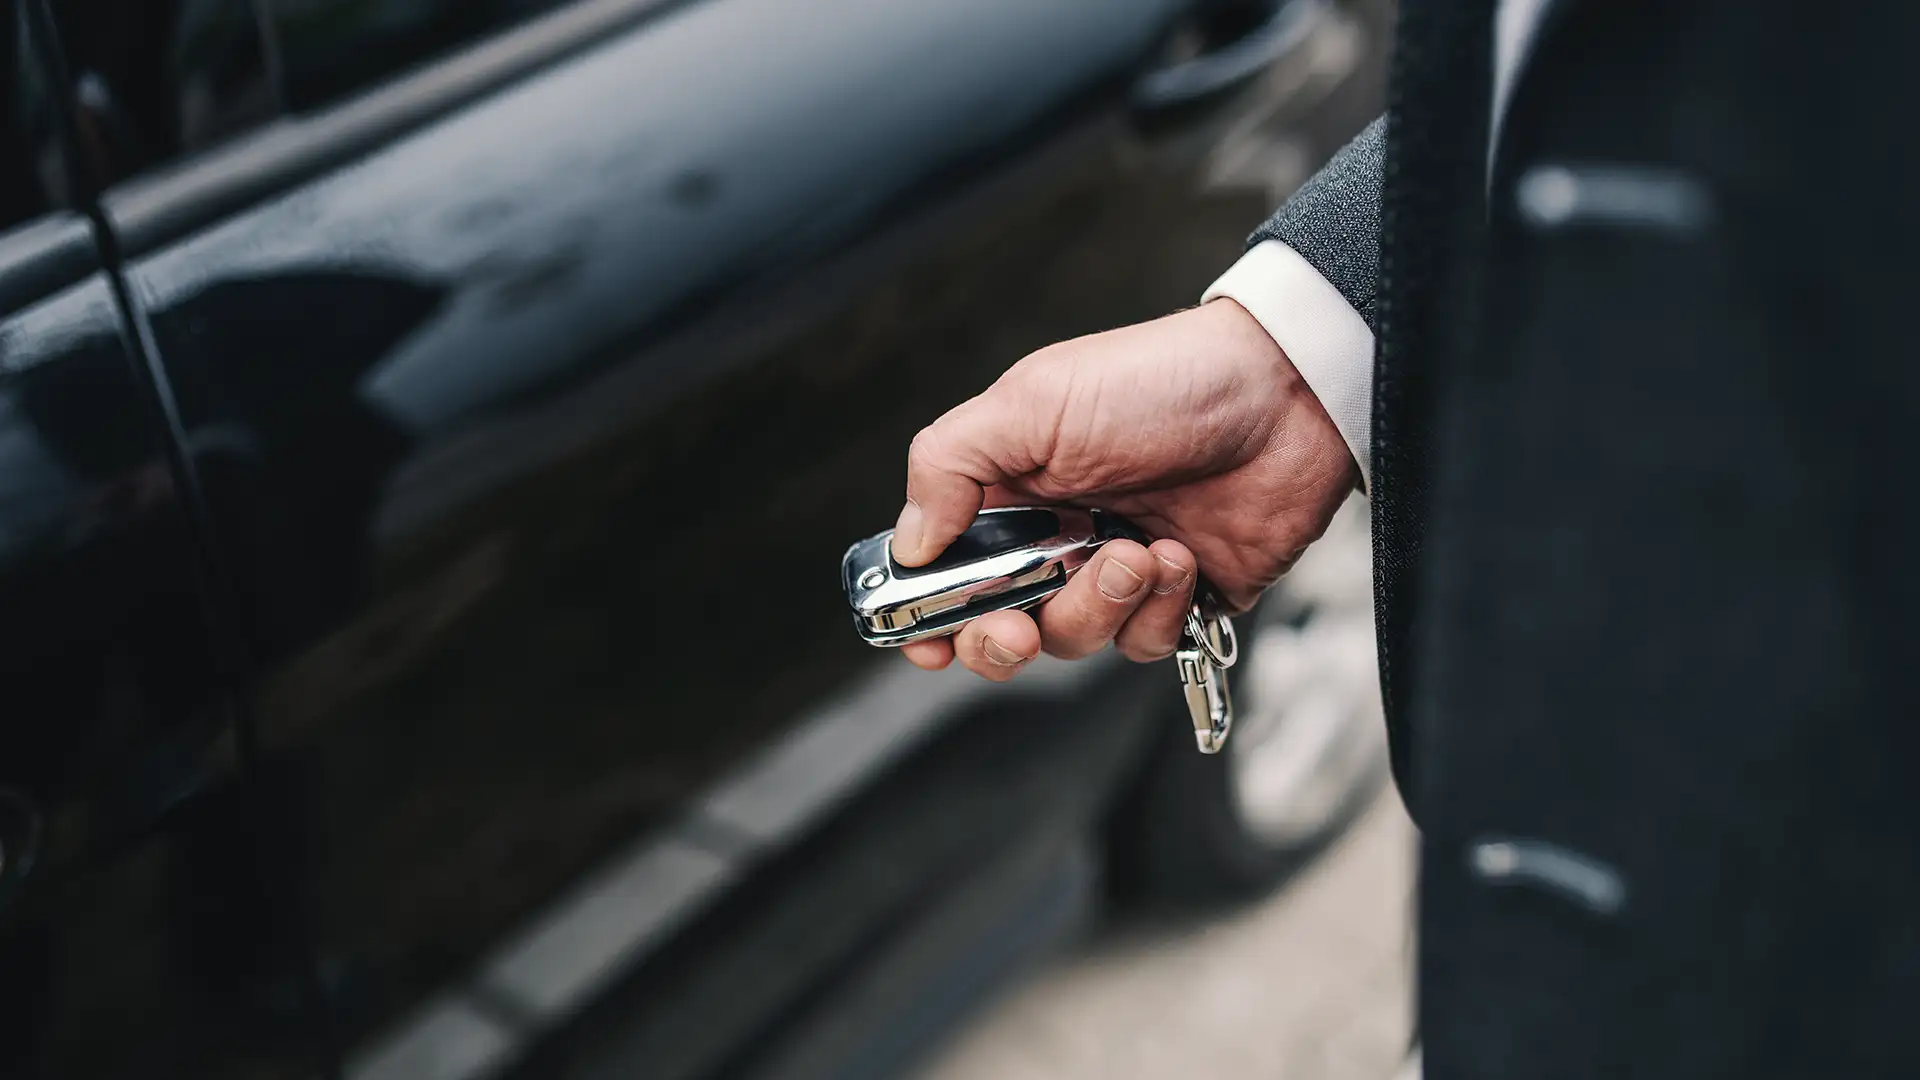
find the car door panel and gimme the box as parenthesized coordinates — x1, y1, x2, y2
(2, 5, 341, 1075)
(0, 203, 322, 1080)
(99, 0, 1307, 1071)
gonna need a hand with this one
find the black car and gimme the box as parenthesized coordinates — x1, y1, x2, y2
(0, 0, 1386, 1076)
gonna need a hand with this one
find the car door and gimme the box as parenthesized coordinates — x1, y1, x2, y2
(46, 0, 1326, 1074)
(0, 2, 333, 1077)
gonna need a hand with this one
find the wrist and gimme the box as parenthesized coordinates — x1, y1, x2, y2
(1202, 241, 1375, 491)
(1202, 296, 1361, 494)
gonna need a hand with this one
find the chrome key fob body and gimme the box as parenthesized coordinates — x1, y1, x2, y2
(843, 504, 1238, 754)
(842, 506, 1138, 647)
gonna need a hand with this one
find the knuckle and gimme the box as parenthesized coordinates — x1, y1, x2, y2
(1116, 605, 1183, 662)
(1041, 634, 1101, 662)
(1041, 620, 1101, 660)
(1126, 619, 1183, 660)
(1044, 590, 1100, 629)
(1119, 640, 1175, 663)
(1010, 341, 1068, 375)
(905, 426, 942, 472)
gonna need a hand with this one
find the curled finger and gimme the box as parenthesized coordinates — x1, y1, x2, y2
(1035, 540, 1157, 660)
(952, 608, 1041, 682)
(1115, 539, 1197, 662)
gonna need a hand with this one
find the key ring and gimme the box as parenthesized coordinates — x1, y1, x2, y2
(1184, 600, 1237, 669)
(1178, 593, 1238, 755)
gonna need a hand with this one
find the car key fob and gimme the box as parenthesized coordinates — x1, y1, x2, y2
(841, 506, 1142, 648)
(842, 505, 1239, 754)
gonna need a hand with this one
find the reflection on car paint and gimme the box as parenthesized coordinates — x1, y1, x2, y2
(0, 268, 317, 1075)
(0, 0, 1393, 1071)
(114, 0, 1208, 1068)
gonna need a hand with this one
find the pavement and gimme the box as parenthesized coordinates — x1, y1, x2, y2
(916, 788, 1418, 1080)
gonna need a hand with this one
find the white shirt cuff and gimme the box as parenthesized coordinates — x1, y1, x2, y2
(1202, 240, 1375, 491)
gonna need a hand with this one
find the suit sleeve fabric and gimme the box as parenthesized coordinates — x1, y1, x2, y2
(1202, 116, 1386, 489)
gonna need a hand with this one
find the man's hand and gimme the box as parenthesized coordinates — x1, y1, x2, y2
(894, 298, 1358, 680)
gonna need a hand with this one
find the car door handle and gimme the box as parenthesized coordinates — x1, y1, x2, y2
(1131, 0, 1320, 116)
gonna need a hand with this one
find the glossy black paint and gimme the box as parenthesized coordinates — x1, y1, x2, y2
(0, 188, 314, 1080)
(2, 7, 335, 1075)
(147, 1, 1210, 1066)
(3, 0, 1376, 1075)
(269, 0, 575, 110)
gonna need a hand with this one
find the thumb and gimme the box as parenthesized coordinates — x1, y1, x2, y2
(893, 394, 1031, 566)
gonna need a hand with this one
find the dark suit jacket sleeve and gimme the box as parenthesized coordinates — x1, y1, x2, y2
(1247, 115, 1386, 335)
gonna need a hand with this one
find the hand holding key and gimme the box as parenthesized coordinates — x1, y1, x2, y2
(891, 299, 1358, 681)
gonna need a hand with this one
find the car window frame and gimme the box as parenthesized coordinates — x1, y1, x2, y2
(96, 0, 694, 263)
(0, 213, 92, 314)
(4, 0, 105, 313)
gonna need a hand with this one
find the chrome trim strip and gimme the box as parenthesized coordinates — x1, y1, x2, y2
(346, 996, 517, 1080)
(0, 214, 96, 315)
(477, 839, 736, 1020)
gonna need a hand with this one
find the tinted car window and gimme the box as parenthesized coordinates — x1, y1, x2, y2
(3, 3, 65, 230)
(36, 0, 275, 191)
(270, 0, 573, 110)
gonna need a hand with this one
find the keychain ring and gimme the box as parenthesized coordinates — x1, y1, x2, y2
(1184, 603, 1238, 668)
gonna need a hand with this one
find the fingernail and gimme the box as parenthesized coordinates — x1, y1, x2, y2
(981, 636, 1028, 667)
(1097, 558, 1144, 601)
(1151, 554, 1192, 595)
(891, 501, 923, 562)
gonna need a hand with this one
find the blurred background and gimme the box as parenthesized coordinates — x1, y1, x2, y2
(0, 0, 1411, 1077)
